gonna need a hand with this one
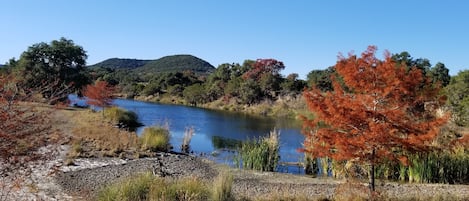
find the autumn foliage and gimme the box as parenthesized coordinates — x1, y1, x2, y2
(83, 81, 115, 108)
(242, 59, 285, 81)
(301, 46, 448, 190)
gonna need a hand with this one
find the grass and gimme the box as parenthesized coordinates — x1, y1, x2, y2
(97, 172, 234, 201)
(181, 126, 195, 153)
(235, 129, 280, 172)
(140, 126, 171, 152)
(65, 109, 140, 159)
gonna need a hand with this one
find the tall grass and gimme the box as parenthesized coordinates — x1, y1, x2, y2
(211, 171, 234, 201)
(140, 126, 170, 152)
(181, 126, 194, 153)
(97, 172, 233, 201)
(235, 129, 280, 172)
(402, 147, 469, 184)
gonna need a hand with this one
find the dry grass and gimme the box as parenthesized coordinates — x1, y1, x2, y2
(64, 109, 140, 159)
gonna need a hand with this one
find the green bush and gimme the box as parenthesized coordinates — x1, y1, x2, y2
(140, 127, 170, 152)
(235, 129, 280, 172)
(104, 107, 142, 131)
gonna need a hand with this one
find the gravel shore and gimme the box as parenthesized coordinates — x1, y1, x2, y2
(52, 153, 469, 201)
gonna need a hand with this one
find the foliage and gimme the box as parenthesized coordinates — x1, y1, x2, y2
(97, 172, 219, 201)
(182, 83, 206, 106)
(235, 129, 280, 172)
(444, 70, 469, 126)
(306, 67, 335, 91)
(104, 107, 142, 131)
(13, 37, 90, 104)
(391, 51, 451, 87)
(83, 81, 115, 108)
(301, 46, 448, 191)
(140, 127, 170, 152)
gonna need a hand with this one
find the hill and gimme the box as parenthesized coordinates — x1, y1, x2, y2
(89, 58, 151, 70)
(139, 55, 215, 75)
(89, 55, 215, 75)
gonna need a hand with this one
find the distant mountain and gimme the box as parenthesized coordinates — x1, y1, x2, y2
(89, 58, 151, 70)
(89, 55, 215, 75)
(139, 55, 215, 75)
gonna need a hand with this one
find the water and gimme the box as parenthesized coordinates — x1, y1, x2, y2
(70, 95, 306, 173)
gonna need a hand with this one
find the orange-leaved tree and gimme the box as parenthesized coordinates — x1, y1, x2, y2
(301, 46, 448, 191)
(83, 80, 115, 110)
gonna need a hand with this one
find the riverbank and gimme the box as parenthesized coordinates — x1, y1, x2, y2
(55, 155, 469, 201)
(132, 94, 307, 119)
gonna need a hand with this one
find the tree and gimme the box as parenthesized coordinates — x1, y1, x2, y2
(301, 46, 448, 192)
(83, 81, 115, 110)
(430, 62, 451, 87)
(444, 70, 469, 126)
(306, 67, 335, 91)
(14, 37, 90, 104)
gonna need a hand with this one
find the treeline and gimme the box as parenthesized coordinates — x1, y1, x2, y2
(93, 59, 307, 106)
(1, 38, 467, 126)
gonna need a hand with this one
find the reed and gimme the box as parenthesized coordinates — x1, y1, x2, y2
(235, 129, 280, 171)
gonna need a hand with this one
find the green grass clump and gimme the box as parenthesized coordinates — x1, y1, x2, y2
(98, 172, 154, 201)
(148, 177, 210, 201)
(104, 106, 142, 130)
(97, 172, 232, 201)
(235, 129, 280, 172)
(140, 126, 170, 152)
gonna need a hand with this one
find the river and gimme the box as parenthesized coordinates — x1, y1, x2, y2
(71, 95, 306, 174)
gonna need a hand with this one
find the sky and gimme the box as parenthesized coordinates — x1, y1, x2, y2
(1, 0, 468, 78)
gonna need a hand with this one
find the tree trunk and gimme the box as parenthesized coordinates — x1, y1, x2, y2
(370, 149, 376, 192)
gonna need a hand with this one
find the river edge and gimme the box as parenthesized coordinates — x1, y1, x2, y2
(51, 153, 469, 201)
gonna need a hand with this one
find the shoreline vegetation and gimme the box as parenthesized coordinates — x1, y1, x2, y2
(131, 93, 308, 119)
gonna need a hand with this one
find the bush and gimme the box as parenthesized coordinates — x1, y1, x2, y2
(140, 127, 170, 152)
(235, 129, 280, 171)
(104, 107, 142, 131)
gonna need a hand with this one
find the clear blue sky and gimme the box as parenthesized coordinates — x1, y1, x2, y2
(1, 0, 468, 78)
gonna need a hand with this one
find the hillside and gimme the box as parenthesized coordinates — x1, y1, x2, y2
(139, 55, 215, 75)
(89, 55, 215, 75)
(89, 58, 151, 70)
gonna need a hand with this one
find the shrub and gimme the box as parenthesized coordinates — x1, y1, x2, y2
(140, 127, 170, 152)
(104, 107, 142, 131)
(235, 129, 280, 171)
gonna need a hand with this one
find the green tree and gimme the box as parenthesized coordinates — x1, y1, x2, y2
(306, 67, 335, 91)
(431, 62, 451, 87)
(14, 38, 89, 104)
(445, 70, 469, 126)
(183, 84, 206, 106)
